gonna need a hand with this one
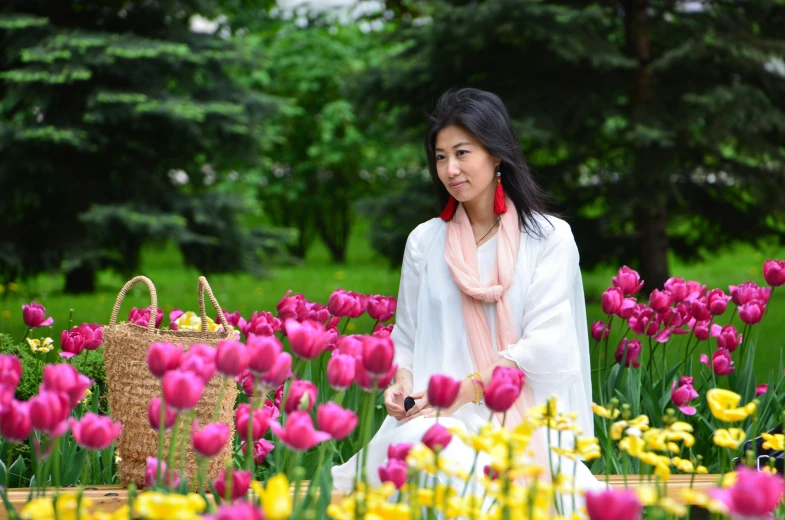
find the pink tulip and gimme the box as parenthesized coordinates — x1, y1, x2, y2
(354, 357, 397, 391)
(361, 336, 395, 376)
(716, 324, 742, 352)
(612, 266, 644, 297)
(700, 353, 710, 367)
(756, 383, 768, 396)
(601, 287, 624, 315)
(59, 328, 86, 359)
(22, 302, 55, 329)
(484, 366, 525, 412)
(378, 459, 408, 489)
(285, 319, 330, 360)
(42, 364, 92, 409)
(243, 311, 282, 337)
(692, 320, 722, 341)
(147, 342, 184, 379)
(238, 370, 255, 398)
(129, 306, 163, 328)
(388, 443, 413, 461)
(204, 503, 264, 520)
(218, 309, 247, 332)
(0, 386, 13, 414)
(590, 321, 610, 341)
(664, 277, 688, 303)
(327, 353, 355, 391)
(241, 438, 275, 465)
(268, 411, 331, 451)
(148, 397, 177, 431)
(711, 465, 784, 518)
(0, 355, 22, 388)
(739, 300, 765, 325)
(648, 289, 671, 313)
(317, 402, 358, 440)
(215, 339, 249, 377)
(685, 281, 707, 301)
(689, 298, 711, 322)
(324, 327, 339, 352)
(162, 370, 205, 411)
(0, 399, 33, 441)
(427, 375, 462, 410)
(29, 390, 71, 436)
(327, 289, 359, 318)
(70, 413, 122, 450)
(213, 468, 252, 500)
(235, 403, 272, 441)
(763, 259, 785, 287)
(79, 323, 104, 350)
(615, 338, 642, 368)
(285, 380, 318, 414)
(180, 344, 217, 384)
(671, 380, 699, 415)
(628, 307, 659, 337)
(367, 295, 397, 322)
(422, 423, 453, 452)
(585, 489, 642, 520)
(373, 323, 394, 338)
(145, 457, 180, 487)
(277, 290, 306, 321)
(337, 335, 364, 358)
(484, 465, 501, 480)
(260, 352, 292, 388)
(706, 289, 731, 315)
(730, 282, 772, 306)
(618, 298, 637, 319)
(169, 309, 184, 329)
(247, 334, 282, 375)
(191, 420, 229, 458)
(712, 348, 735, 376)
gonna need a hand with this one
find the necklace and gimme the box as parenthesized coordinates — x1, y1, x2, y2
(475, 217, 501, 247)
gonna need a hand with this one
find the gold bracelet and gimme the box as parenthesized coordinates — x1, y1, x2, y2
(467, 372, 484, 405)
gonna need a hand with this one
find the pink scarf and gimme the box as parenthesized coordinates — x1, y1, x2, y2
(443, 197, 534, 430)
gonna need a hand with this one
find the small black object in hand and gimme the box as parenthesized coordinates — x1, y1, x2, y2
(404, 396, 416, 412)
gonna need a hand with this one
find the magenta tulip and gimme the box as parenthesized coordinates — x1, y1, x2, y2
(285, 319, 330, 360)
(427, 374, 462, 409)
(484, 367, 525, 413)
(730, 282, 772, 306)
(648, 289, 671, 313)
(757, 383, 768, 396)
(601, 287, 624, 315)
(699, 353, 710, 368)
(241, 438, 275, 465)
(285, 380, 318, 414)
(388, 443, 413, 461)
(671, 380, 699, 415)
(327, 353, 356, 391)
(664, 277, 688, 303)
(71, 413, 122, 450)
(260, 352, 292, 388)
(162, 370, 205, 411)
(317, 402, 358, 440)
(29, 390, 71, 436)
(739, 300, 765, 325)
(277, 290, 306, 321)
(192, 420, 229, 457)
(0, 354, 22, 388)
(693, 320, 722, 341)
(712, 348, 735, 376)
(685, 281, 707, 301)
(618, 298, 637, 319)
(337, 335, 364, 358)
(354, 357, 397, 391)
(711, 465, 784, 518)
(706, 289, 731, 315)
(763, 259, 785, 287)
(378, 459, 408, 489)
(590, 321, 610, 341)
(628, 307, 659, 337)
(213, 468, 252, 500)
(484, 465, 501, 480)
(422, 423, 453, 452)
(145, 457, 180, 487)
(218, 309, 247, 331)
(78, 323, 104, 350)
(585, 489, 642, 520)
(716, 324, 742, 352)
(327, 289, 360, 318)
(373, 323, 394, 338)
(147, 342, 183, 379)
(615, 338, 642, 368)
(205, 503, 264, 520)
(235, 403, 272, 441)
(169, 309, 184, 329)
(59, 328, 85, 359)
(689, 298, 711, 322)
(180, 344, 217, 384)
(367, 295, 397, 322)
(22, 302, 54, 329)
(0, 399, 33, 442)
(148, 397, 177, 431)
(361, 336, 395, 376)
(42, 363, 92, 409)
(246, 334, 282, 375)
(268, 411, 331, 451)
(215, 339, 249, 377)
(612, 266, 644, 296)
(243, 311, 282, 337)
(129, 306, 163, 328)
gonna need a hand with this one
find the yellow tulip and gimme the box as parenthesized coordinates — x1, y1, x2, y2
(576, 437, 601, 461)
(592, 402, 621, 419)
(706, 389, 756, 422)
(260, 473, 293, 520)
(174, 311, 221, 332)
(681, 489, 729, 515)
(713, 428, 746, 450)
(619, 435, 645, 457)
(671, 456, 695, 473)
(658, 497, 687, 517)
(762, 433, 785, 451)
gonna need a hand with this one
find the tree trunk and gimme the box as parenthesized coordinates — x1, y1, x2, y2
(64, 264, 96, 294)
(625, 0, 670, 291)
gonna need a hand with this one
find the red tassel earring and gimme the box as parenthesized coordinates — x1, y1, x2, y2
(439, 196, 458, 221)
(494, 168, 507, 214)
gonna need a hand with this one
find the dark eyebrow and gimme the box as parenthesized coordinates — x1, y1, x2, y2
(434, 142, 472, 152)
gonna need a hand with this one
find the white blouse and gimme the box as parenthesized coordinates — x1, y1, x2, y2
(332, 214, 597, 496)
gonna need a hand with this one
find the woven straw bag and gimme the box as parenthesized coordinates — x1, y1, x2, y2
(103, 275, 238, 487)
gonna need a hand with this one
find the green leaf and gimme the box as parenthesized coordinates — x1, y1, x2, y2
(63, 448, 88, 485)
(8, 455, 26, 488)
(0, 458, 6, 487)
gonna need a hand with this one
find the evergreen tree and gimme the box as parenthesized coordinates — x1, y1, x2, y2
(0, 1, 278, 291)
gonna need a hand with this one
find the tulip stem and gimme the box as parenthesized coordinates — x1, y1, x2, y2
(179, 412, 193, 483)
(52, 437, 61, 490)
(212, 378, 229, 423)
(157, 393, 166, 487)
(245, 381, 259, 470)
(166, 415, 181, 479)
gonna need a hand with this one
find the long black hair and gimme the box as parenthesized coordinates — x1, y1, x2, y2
(425, 88, 553, 237)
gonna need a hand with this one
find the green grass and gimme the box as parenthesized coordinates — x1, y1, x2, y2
(1, 220, 783, 387)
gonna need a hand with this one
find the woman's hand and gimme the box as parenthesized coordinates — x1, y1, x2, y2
(402, 379, 475, 423)
(383, 380, 412, 420)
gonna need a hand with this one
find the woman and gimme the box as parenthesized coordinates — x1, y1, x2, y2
(332, 88, 600, 505)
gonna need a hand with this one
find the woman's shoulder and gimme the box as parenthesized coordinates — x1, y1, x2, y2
(406, 217, 445, 249)
(523, 213, 574, 243)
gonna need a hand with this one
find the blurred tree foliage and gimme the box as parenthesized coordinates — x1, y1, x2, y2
(360, 0, 785, 288)
(0, 1, 283, 292)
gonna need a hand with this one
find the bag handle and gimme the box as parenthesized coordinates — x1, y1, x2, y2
(109, 276, 158, 328)
(198, 276, 231, 332)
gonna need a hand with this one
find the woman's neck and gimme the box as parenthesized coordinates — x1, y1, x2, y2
(462, 191, 498, 232)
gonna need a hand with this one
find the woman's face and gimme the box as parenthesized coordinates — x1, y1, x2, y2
(434, 125, 500, 205)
